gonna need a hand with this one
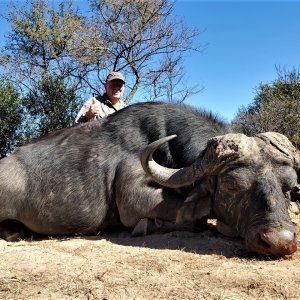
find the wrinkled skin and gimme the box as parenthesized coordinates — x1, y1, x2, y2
(214, 151, 297, 257)
(0, 102, 298, 258)
(0, 103, 228, 241)
(142, 133, 299, 258)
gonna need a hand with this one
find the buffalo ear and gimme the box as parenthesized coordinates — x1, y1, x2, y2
(295, 152, 300, 179)
(176, 185, 211, 224)
(290, 184, 300, 214)
(256, 132, 300, 191)
(293, 151, 300, 189)
(257, 132, 300, 172)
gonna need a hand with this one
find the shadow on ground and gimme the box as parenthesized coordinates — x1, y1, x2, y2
(0, 219, 252, 258)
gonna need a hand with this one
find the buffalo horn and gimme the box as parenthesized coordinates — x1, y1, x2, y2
(140, 134, 240, 188)
(140, 135, 198, 188)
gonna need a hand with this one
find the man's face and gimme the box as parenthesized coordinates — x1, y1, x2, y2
(104, 79, 125, 104)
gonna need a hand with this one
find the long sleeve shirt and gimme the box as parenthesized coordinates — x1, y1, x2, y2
(74, 94, 127, 124)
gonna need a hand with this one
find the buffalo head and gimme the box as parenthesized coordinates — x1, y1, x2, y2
(141, 132, 300, 258)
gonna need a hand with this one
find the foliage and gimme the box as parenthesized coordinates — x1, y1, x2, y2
(0, 0, 201, 105)
(86, 0, 201, 103)
(22, 73, 80, 138)
(0, 0, 84, 92)
(0, 0, 201, 147)
(231, 68, 300, 148)
(0, 80, 22, 158)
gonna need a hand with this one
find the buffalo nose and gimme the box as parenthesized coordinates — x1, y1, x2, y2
(260, 230, 297, 256)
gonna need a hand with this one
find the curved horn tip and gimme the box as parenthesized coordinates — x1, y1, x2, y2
(149, 135, 177, 148)
(166, 134, 177, 141)
(140, 134, 178, 166)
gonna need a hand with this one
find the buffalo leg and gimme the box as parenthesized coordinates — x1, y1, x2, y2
(115, 164, 187, 227)
(131, 218, 199, 236)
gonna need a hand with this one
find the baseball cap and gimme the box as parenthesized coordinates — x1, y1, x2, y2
(106, 71, 125, 84)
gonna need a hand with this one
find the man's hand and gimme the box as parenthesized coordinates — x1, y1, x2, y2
(86, 98, 100, 121)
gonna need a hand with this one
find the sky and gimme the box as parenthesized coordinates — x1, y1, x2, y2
(0, 0, 299, 122)
(174, 0, 300, 122)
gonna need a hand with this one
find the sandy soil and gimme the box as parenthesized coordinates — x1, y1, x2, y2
(0, 214, 299, 300)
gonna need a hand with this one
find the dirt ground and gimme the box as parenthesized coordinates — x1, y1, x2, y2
(0, 214, 299, 300)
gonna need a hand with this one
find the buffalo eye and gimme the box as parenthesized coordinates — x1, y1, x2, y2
(219, 176, 237, 191)
(219, 168, 253, 192)
(220, 174, 251, 192)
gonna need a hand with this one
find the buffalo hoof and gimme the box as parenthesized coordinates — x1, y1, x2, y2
(289, 201, 300, 215)
(132, 218, 168, 236)
(0, 220, 32, 242)
(131, 218, 196, 236)
(131, 218, 150, 236)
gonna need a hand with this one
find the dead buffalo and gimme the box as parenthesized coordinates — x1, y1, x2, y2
(141, 131, 300, 258)
(0, 102, 299, 258)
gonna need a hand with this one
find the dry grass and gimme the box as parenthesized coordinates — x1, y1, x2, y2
(0, 214, 299, 299)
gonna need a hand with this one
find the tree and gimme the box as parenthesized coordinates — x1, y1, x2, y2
(142, 52, 202, 103)
(22, 73, 81, 138)
(0, 0, 84, 93)
(0, 0, 83, 139)
(0, 0, 201, 104)
(0, 80, 22, 158)
(0, 0, 201, 144)
(231, 68, 300, 148)
(84, 0, 201, 103)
